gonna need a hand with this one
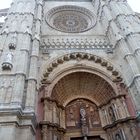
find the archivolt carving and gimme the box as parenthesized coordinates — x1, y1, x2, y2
(42, 52, 122, 84)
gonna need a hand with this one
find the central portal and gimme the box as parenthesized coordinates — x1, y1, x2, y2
(40, 72, 119, 140)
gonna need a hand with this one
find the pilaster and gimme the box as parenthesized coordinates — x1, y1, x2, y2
(25, 0, 43, 112)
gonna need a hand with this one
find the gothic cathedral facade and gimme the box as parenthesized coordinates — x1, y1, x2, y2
(0, 0, 140, 140)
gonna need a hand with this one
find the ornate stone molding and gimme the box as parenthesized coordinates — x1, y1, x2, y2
(103, 117, 136, 130)
(41, 52, 122, 84)
(41, 97, 65, 110)
(41, 36, 113, 50)
(0, 108, 37, 134)
(0, 8, 8, 17)
(45, 5, 96, 33)
(40, 121, 66, 133)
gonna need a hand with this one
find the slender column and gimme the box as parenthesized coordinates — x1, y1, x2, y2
(61, 109, 66, 129)
(116, 98, 126, 119)
(44, 100, 53, 122)
(42, 126, 48, 140)
(112, 100, 120, 119)
(25, 0, 43, 111)
(120, 97, 130, 117)
(52, 102, 58, 124)
(25, 39, 39, 111)
(99, 108, 106, 127)
(59, 107, 63, 127)
(105, 106, 110, 124)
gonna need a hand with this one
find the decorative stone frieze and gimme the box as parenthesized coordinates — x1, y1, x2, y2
(41, 36, 113, 50)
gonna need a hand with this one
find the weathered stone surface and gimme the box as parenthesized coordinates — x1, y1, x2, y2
(0, 0, 140, 140)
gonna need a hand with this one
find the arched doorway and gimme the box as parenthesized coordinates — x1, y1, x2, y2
(39, 71, 137, 140)
(48, 72, 115, 140)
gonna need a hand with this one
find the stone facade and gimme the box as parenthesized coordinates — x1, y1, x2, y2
(0, 0, 140, 140)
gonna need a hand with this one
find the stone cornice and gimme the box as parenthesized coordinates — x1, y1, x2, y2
(40, 121, 66, 133)
(41, 97, 65, 110)
(99, 93, 126, 108)
(0, 8, 8, 17)
(107, 0, 127, 2)
(0, 107, 37, 134)
(8, 12, 35, 18)
(103, 116, 136, 130)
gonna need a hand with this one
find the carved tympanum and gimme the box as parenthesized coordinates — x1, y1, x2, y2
(65, 99, 101, 129)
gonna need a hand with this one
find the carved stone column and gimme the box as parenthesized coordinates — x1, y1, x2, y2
(42, 126, 48, 140)
(52, 102, 58, 124)
(44, 99, 53, 122)
(120, 96, 130, 117)
(99, 108, 106, 127)
(116, 98, 126, 119)
(59, 107, 65, 129)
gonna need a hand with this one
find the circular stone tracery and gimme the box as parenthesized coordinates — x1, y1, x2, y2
(46, 5, 96, 33)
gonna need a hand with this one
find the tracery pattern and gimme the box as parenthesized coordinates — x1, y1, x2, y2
(46, 5, 96, 33)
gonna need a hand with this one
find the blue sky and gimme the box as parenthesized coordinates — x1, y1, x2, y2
(0, 0, 140, 12)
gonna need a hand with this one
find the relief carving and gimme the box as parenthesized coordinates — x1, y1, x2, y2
(41, 37, 113, 50)
(0, 77, 15, 104)
(65, 99, 101, 129)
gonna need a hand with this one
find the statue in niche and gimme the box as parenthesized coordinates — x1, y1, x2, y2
(80, 107, 86, 120)
(80, 107, 88, 139)
(108, 106, 116, 122)
(2, 52, 13, 70)
(5, 52, 13, 63)
(115, 133, 122, 140)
